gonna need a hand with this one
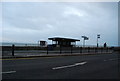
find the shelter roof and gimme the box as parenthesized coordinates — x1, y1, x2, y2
(48, 37, 80, 42)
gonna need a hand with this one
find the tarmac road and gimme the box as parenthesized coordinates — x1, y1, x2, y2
(2, 53, 120, 79)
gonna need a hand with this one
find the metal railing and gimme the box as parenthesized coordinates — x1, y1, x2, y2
(2, 44, 113, 56)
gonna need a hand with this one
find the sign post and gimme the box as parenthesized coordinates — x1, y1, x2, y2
(97, 34, 100, 47)
(81, 36, 89, 47)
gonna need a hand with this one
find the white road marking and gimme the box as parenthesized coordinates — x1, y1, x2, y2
(52, 61, 87, 70)
(1, 71, 16, 74)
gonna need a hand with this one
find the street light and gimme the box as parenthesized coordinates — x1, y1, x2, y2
(97, 34, 100, 47)
(81, 36, 89, 47)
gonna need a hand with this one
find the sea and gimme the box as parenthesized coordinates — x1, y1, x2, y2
(1, 42, 38, 46)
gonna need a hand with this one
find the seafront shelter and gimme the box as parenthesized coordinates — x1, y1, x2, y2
(48, 37, 80, 47)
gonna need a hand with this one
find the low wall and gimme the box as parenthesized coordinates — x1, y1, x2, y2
(2, 46, 47, 51)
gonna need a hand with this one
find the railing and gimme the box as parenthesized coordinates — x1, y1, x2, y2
(2, 44, 114, 57)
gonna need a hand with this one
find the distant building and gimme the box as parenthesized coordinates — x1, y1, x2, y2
(40, 41, 47, 47)
(48, 37, 80, 47)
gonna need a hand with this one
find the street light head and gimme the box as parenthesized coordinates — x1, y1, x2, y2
(81, 36, 86, 38)
(85, 37, 89, 40)
(81, 36, 89, 40)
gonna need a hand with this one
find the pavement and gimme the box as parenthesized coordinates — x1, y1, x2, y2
(1, 52, 120, 79)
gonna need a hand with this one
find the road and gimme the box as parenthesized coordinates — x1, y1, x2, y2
(2, 53, 120, 79)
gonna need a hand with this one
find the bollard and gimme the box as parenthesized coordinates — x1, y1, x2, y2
(88, 47, 90, 53)
(71, 46, 72, 54)
(106, 47, 108, 52)
(60, 46, 62, 54)
(12, 44, 14, 56)
(80, 47, 82, 53)
(101, 47, 103, 53)
(95, 47, 97, 53)
(47, 46, 48, 54)
(96, 47, 98, 53)
(94, 47, 96, 53)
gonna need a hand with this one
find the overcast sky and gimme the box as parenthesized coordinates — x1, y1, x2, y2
(2, 2, 118, 46)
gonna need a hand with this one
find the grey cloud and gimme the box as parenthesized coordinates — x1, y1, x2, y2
(2, 2, 118, 46)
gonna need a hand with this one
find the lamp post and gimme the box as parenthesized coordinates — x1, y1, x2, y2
(97, 34, 100, 47)
(81, 36, 89, 47)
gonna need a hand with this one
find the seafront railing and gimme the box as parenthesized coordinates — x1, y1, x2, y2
(2, 44, 114, 57)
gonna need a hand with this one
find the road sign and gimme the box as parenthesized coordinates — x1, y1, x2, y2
(97, 34, 100, 47)
(97, 34, 100, 38)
